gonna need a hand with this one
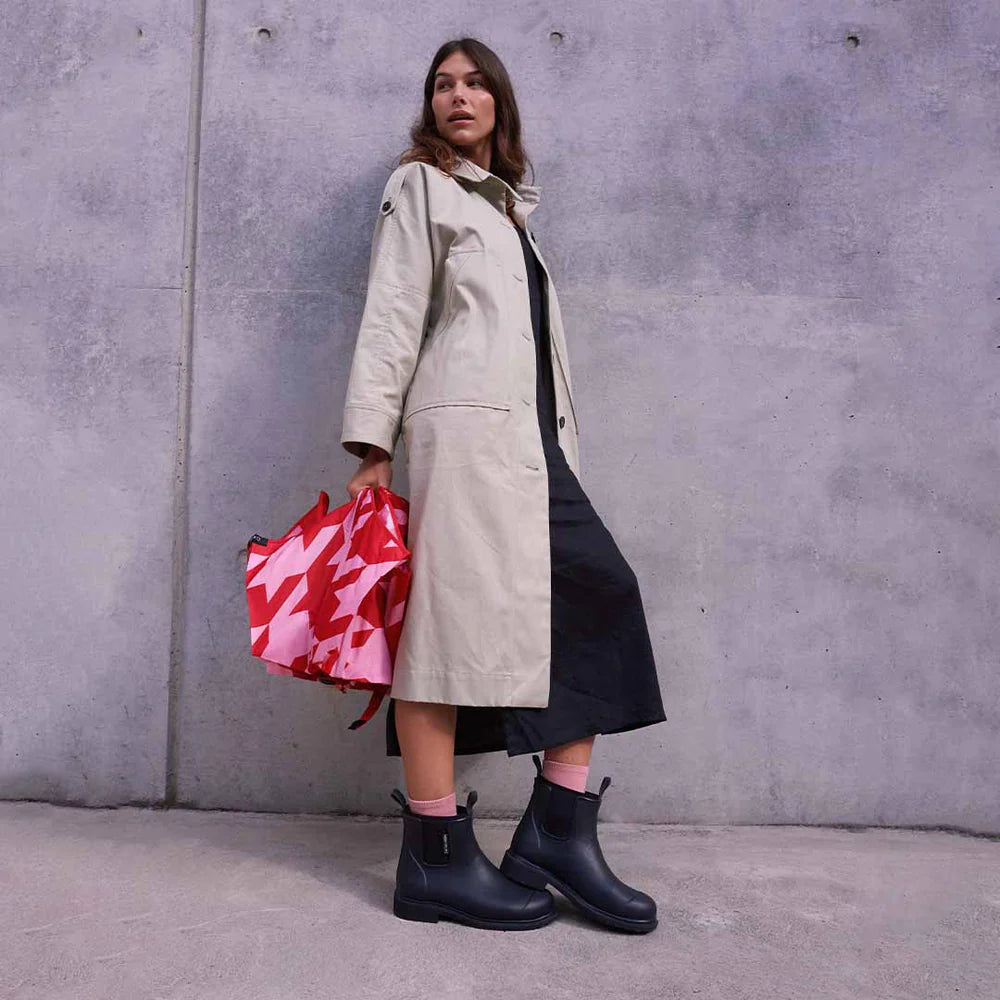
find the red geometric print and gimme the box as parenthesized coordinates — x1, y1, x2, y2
(245, 485, 411, 729)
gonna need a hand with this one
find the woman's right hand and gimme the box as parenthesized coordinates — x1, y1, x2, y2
(347, 445, 393, 499)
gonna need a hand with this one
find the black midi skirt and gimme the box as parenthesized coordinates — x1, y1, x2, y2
(385, 222, 667, 757)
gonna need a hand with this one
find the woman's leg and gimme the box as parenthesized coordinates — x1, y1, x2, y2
(391, 699, 558, 929)
(542, 734, 596, 792)
(394, 699, 458, 802)
(543, 734, 595, 766)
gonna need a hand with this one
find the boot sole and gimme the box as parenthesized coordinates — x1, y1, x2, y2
(500, 850, 658, 934)
(393, 890, 558, 931)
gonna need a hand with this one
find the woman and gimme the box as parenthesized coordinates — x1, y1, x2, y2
(341, 38, 667, 933)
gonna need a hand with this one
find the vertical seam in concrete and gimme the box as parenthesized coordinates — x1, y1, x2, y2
(165, 0, 208, 807)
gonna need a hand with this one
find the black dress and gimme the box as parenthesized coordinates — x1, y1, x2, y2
(385, 222, 667, 756)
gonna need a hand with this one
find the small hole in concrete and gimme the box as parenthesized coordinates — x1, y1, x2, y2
(845, 33, 860, 48)
(257, 26, 272, 40)
(549, 30, 564, 45)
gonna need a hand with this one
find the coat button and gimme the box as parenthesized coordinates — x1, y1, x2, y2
(558, 415, 566, 428)
(381, 199, 392, 212)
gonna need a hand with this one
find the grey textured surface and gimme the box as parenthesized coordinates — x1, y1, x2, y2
(2, 801, 998, 1000)
(0, 3, 192, 805)
(1, 3, 998, 825)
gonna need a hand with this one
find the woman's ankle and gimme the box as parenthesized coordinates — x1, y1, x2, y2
(541, 757, 590, 793)
(407, 790, 457, 816)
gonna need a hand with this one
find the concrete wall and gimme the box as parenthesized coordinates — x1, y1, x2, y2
(2, 2, 998, 829)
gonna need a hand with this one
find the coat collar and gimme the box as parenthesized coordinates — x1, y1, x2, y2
(448, 155, 542, 221)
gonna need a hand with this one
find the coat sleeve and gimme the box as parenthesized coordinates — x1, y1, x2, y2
(340, 162, 434, 461)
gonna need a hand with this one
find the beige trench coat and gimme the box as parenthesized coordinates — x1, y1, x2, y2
(340, 155, 580, 708)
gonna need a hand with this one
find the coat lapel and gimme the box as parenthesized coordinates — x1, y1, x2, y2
(448, 155, 541, 226)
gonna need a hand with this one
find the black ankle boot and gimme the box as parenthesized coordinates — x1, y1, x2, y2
(499, 754, 658, 933)
(390, 787, 557, 930)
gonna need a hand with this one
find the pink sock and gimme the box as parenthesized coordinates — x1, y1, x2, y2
(407, 790, 457, 816)
(542, 756, 590, 793)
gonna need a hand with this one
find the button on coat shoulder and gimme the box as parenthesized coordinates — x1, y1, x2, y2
(340, 155, 581, 708)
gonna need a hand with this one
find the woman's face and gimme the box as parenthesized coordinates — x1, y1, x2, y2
(431, 50, 495, 164)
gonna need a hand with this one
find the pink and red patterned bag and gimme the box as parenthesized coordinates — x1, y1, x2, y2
(245, 485, 411, 729)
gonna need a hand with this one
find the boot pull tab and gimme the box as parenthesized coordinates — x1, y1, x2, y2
(390, 787, 408, 810)
(466, 789, 478, 814)
(598, 775, 612, 800)
(532, 753, 543, 776)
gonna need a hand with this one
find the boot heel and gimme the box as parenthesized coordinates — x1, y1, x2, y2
(501, 850, 550, 890)
(393, 891, 440, 923)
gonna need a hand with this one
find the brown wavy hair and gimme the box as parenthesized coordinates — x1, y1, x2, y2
(398, 38, 535, 204)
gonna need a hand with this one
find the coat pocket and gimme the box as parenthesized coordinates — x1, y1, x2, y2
(401, 400, 513, 472)
(404, 399, 511, 420)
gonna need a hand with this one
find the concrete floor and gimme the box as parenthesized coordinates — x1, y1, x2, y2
(1, 802, 997, 1000)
